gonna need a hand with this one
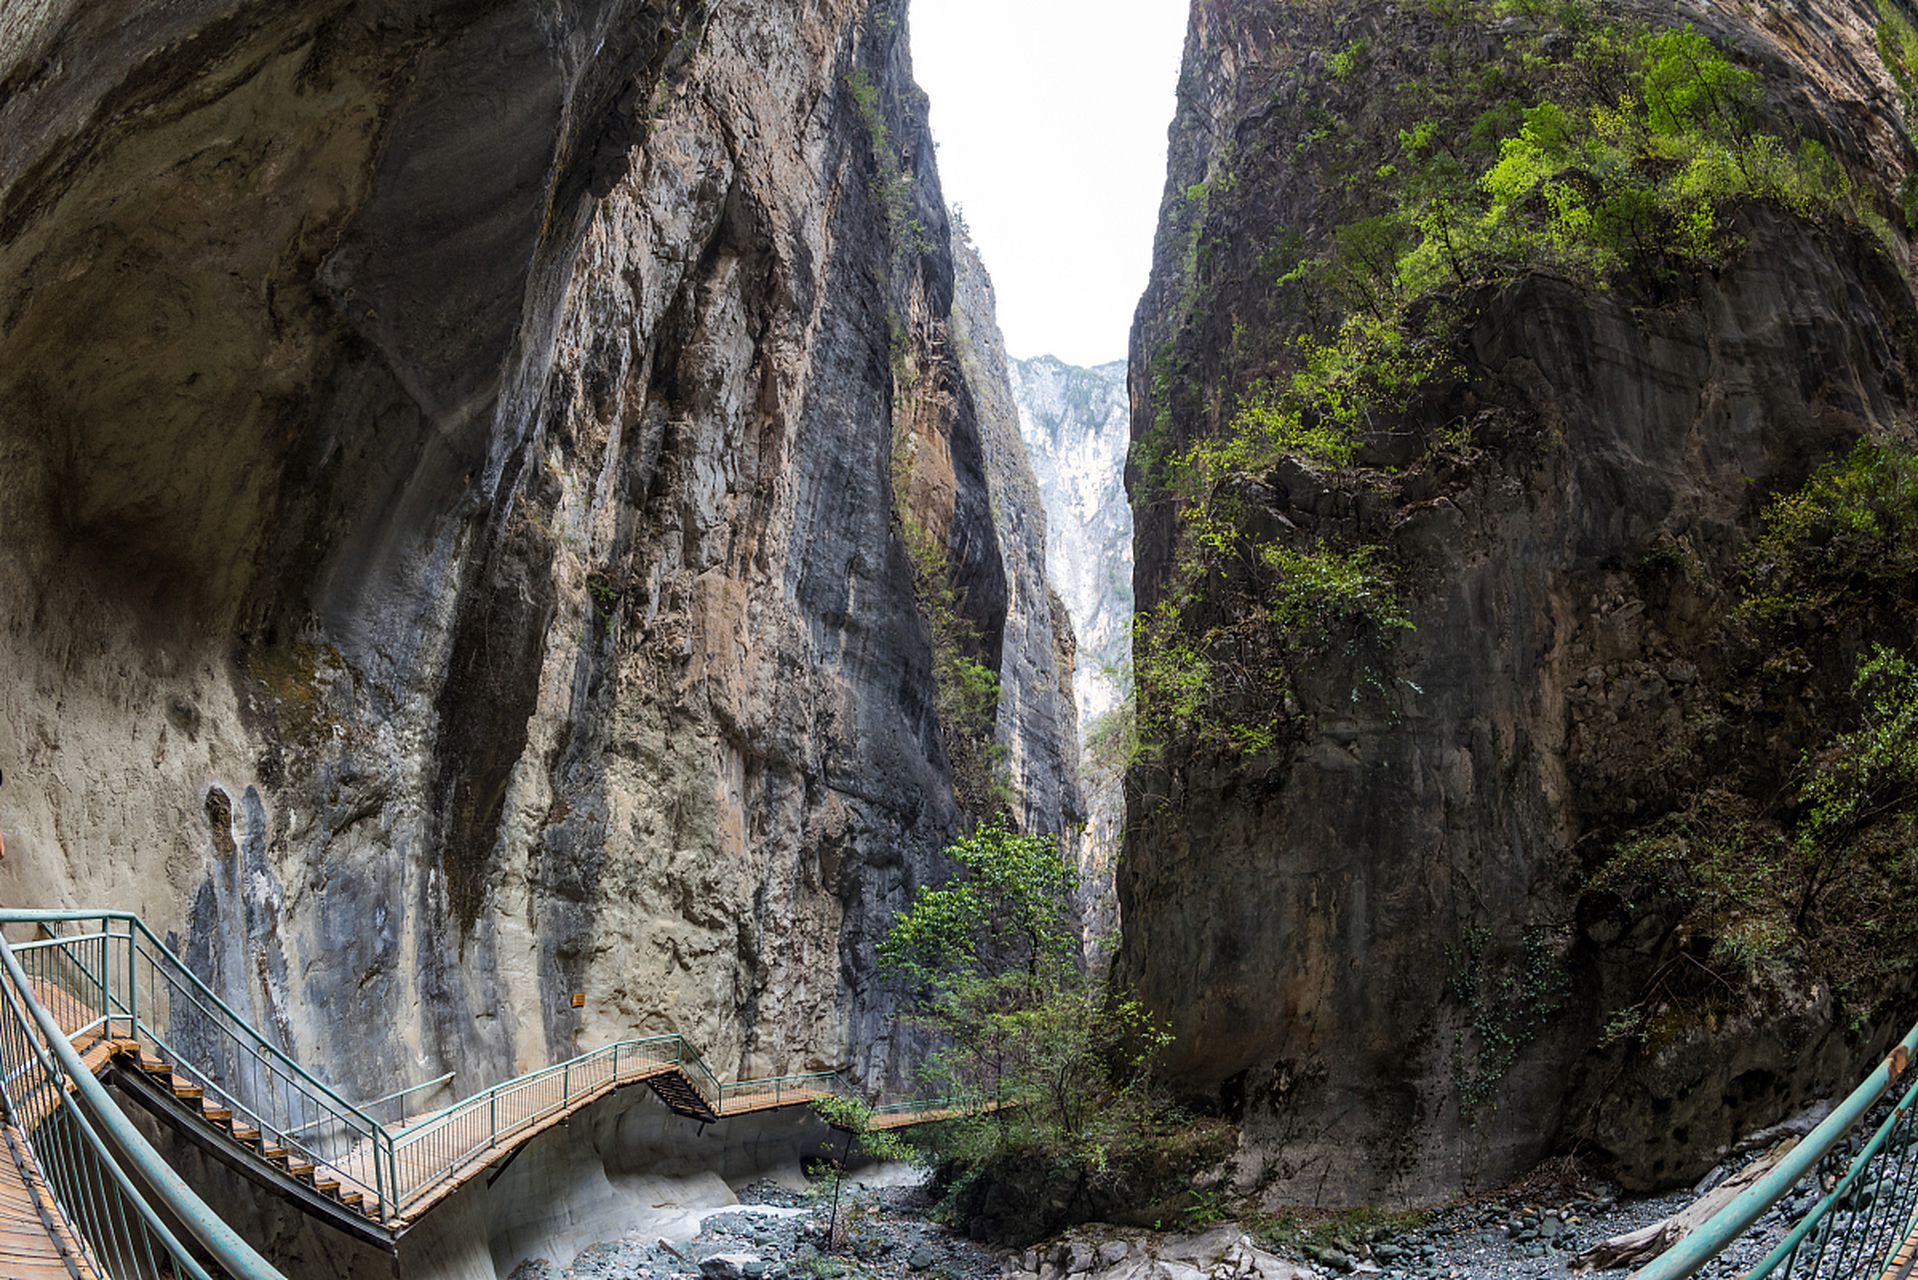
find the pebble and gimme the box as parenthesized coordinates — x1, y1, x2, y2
(507, 1101, 1910, 1280)
(509, 1180, 999, 1280)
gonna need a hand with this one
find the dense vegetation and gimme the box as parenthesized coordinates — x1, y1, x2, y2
(1125, 0, 1897, 772)
(877, 822, 1231, 1243)
(1588, 439, 1918, 1041)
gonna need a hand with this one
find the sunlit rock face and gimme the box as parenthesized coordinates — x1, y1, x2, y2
(0, 0, 1074, 1105)
(1009, 357, 1134, 726)
(1119, 0, 1918, 1203)
(1008, 355, 1133, 947)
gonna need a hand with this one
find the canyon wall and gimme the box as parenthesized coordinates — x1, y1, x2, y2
(1120, 0, 1918, 1203)
(1010, 356, 1134, 727)
(1009, 355, 1134, 945)
(0, 0, 1075, 1107)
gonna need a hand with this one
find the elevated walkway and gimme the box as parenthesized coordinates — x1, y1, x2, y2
(0, 909, 979, 1276)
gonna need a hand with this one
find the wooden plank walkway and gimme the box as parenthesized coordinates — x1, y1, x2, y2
(0, 1119, 97, 1280)
(12, 963, 981, 1243)
(1878, 1201, 1918, 1280)
(0, 976, 112, 1280)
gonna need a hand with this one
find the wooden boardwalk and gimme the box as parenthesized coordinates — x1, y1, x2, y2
(0, 1119, 98, 1280)
(5, 964, 973, 1251)
(0, 977, 115, 1280)
(366, 1065, 843, 1226)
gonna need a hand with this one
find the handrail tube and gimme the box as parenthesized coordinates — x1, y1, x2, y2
(0, 930, 284, 1280)
(17, 914, 398, 1218)
(1630, 1016, 1918, 1280)
(0, 968, 217, 1280)
(1744, 1069, 1918, 1278)
(366, 1072, 455, 1108)
(0, 913, 386, 1137)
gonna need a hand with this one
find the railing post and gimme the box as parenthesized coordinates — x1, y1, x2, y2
(99, 915, 110, 1031)
(125, 920, 137, 1042)
(563, 1061, 570, 1106)
(490, 1091, 497, 1144)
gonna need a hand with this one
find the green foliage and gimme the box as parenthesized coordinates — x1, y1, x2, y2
(1738, 438, 1918, 627)
(1328, 38, 1371, 82)
(881, 827, 1186, 1244)
(584, 572, 623, 622)
(1801, 646, 1918, 847)
(1444, 925, 1569, 1118)
(1591, 642, 1918, 1040)
(1173, 315, 1453, 488)
(1879, 0, 1918, 120)
(896, 515, 1012, 817)
(878, 820, 1077, 985)
(1122, 514, 1413, 768)
(845, 69, 930, 266)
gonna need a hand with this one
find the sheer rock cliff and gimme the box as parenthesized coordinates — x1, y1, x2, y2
(1121, 0, 1918, 1203)
(0, 0, 1075, 1105)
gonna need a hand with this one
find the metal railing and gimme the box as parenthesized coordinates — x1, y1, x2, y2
(0, 921, 284, 1279)
(0, 911, 402, 1220)
(0, 908, 964, 1229)
(1632, 1016, 1918, 1280)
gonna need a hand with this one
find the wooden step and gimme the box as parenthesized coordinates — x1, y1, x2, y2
(288, 1162, 314, 1180)
(315, 1178, 340, 1195)
(232, 1127, 260, 1144)
(172, 1085, 203, 1101)
(202, 1105, 232, 1123)
(260, 1146, 286, 1163)
(340, 1191, 363, 1209)
(138, 1056, 172, 1076)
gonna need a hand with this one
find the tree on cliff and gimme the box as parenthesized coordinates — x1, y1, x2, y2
(880, 821, 1209, 1243)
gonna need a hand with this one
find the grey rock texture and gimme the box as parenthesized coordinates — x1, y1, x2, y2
(1008, 354, 1133, 946)
(0, 0, 1073, 1119)
(1119, 0, 1918, 1204)
(949, 232, 1084, 839)
(1009, 357, 1134, 726)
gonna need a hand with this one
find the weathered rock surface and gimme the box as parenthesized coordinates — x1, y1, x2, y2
(1002, 1225, 1313, 1280)
(0, 0, 1074, 1112)
(950, 233, 1084, 839)
(1010, 356, 1134, 727)
(1119, 0, 1918, 1203)
(1008, 354, 1132, 945)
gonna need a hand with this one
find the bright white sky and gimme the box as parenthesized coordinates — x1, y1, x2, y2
(909, 0, 1190, 368)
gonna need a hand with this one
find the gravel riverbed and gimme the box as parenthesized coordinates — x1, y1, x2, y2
(509, 1154, 1831, 1280)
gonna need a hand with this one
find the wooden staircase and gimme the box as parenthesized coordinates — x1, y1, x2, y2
(644, 1070, 719, 1123)
(125, 1047, 386, 1228)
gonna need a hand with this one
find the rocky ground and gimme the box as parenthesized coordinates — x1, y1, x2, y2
(506, 1179, 1004, 1280)
(505, 1153, 1827, 1280)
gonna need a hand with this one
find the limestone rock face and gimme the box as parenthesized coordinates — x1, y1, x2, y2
(1120, 0, 1918, 1202)
(948, 234, 1084, 839)
(0, 0, 1074, 1101)
(1010, 356, 1134, 726)
(1008, 355, 1133, 945)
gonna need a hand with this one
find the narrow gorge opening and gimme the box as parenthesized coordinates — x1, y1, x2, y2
(6, 0, 1918, 1277)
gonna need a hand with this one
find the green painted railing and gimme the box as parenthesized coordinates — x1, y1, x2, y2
(1630, 1016, 1918, 1280)
(0, 909, 957, 1230)
(0, 920, 285, 1279)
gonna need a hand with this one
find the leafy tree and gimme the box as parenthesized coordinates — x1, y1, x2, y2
(879, 824, 1186, 1241)
(808, 1095, 911, 1251)
(878, 819, 1077, 986)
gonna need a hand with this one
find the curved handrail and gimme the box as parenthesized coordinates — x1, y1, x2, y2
(0, 908, 964, 1228)
(1630, 1016, 1918, 1280)
(3, 913, 400, 1217)
(0, 925, 284, 1279)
